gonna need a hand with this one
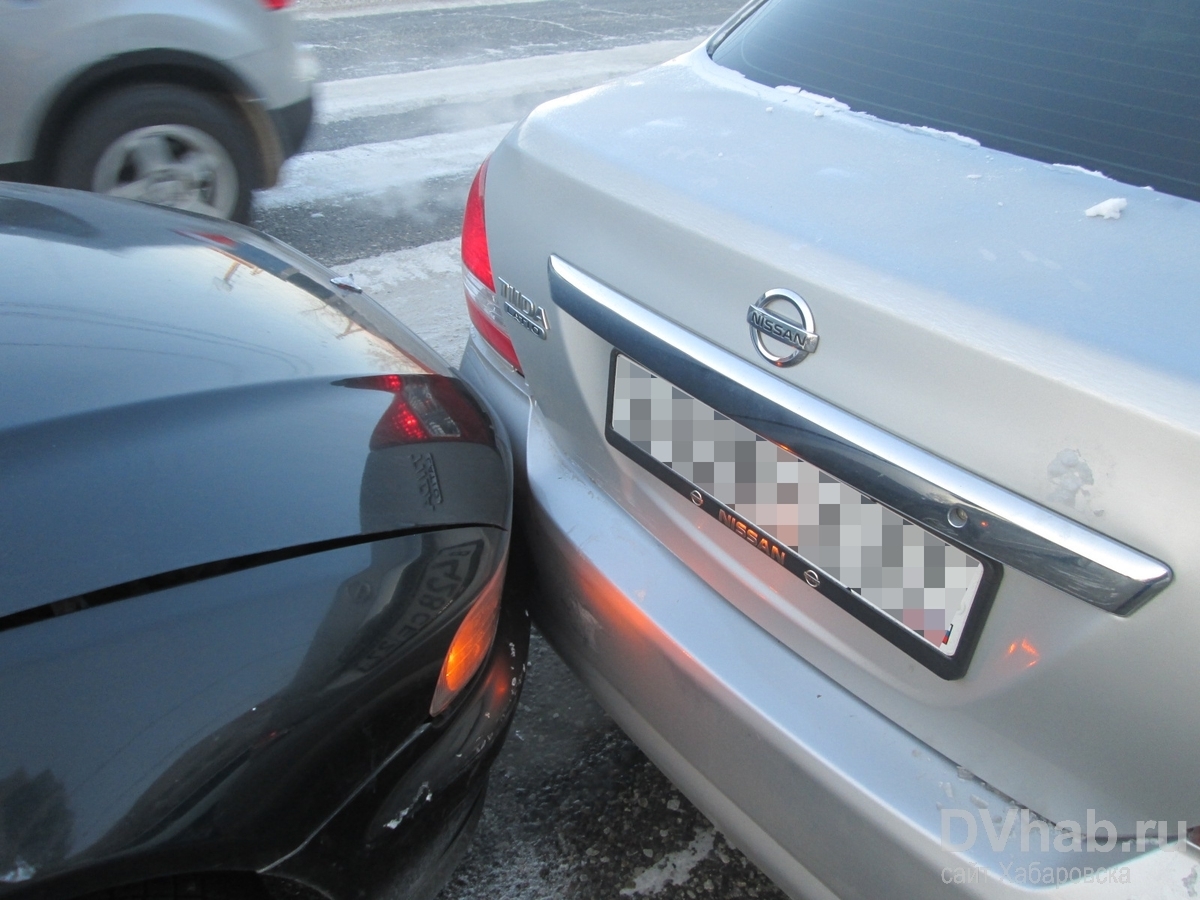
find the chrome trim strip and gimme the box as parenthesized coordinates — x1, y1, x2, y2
(548, 255, 1173, 614)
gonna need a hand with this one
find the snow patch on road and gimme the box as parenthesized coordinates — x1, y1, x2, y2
(295, 0, 553, 19)
(317, 39, 700, 123)
(340, 239, 462, 287)
(620, 828, 716, 896)
(257, 123, 512, 210)
(333, 240, 469, 364)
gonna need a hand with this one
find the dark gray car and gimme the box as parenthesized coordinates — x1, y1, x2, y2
(0, 184, 527, 900)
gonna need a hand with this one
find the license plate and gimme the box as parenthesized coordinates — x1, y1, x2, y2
(607, 354, 989, 667)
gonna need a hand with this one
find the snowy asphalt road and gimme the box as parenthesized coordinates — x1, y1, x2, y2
(299, 0, 747, 80)
(257, 0, 736, 266)
(253, 2, 791, 898)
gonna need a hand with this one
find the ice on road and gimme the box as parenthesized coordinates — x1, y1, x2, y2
(620, 829, 716, 896)
(258, 124, 514, 210)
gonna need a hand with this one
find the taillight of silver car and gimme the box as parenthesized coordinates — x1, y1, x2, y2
(462, 158, 523, 374)
(259, 0, 291, 9)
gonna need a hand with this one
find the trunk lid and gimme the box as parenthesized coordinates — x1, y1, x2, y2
(484, 48, 1200, 828)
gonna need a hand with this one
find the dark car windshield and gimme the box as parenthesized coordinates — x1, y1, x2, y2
(711, 0, 1200, 201)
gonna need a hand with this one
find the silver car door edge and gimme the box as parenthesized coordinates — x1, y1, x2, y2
(546, 253, 1173, 615)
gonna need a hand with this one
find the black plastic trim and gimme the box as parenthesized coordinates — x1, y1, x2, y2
(269, 96, 314, 160)
(0, 160, 34, 184)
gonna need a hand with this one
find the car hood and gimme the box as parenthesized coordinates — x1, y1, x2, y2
(0, 186, 508, 616)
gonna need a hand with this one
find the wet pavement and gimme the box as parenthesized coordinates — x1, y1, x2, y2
(438, 633, 789, 900)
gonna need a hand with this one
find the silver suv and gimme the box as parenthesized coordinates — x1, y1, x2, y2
(0, 0, 316, 221)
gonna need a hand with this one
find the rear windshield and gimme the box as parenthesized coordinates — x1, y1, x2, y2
(711, 0, 1200, 201)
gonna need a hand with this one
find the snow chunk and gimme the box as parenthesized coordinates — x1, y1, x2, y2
(1053, 163, 1108, 179)
(621, 828, 715, 896)
(900, 124, 980, 146)
(1085, 198, 1127, 220)
(330, 273, 362, 293)
(798, 90, 849, 111)
(775, 85, 802, 93)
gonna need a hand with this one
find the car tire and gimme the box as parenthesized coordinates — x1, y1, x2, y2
(53, 84, 257, 223)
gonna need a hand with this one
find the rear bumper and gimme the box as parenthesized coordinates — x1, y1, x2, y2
(459, 333, 1200, 900)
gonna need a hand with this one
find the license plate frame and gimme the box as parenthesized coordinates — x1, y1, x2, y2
(605, 352, 1000, 679)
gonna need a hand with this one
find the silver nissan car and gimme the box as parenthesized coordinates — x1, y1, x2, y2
(0, 0, 315, 221)
(458, 0, 1200, 896)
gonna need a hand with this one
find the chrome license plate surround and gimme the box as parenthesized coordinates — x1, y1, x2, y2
(605, 351, 1000, 679)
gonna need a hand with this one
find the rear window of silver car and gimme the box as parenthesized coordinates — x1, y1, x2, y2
(711, 0, 1200, 202)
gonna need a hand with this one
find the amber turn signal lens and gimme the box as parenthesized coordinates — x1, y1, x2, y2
(430, 564, 505, 716)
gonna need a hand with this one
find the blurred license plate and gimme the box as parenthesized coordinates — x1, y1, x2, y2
(607, 354, 986, 660)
